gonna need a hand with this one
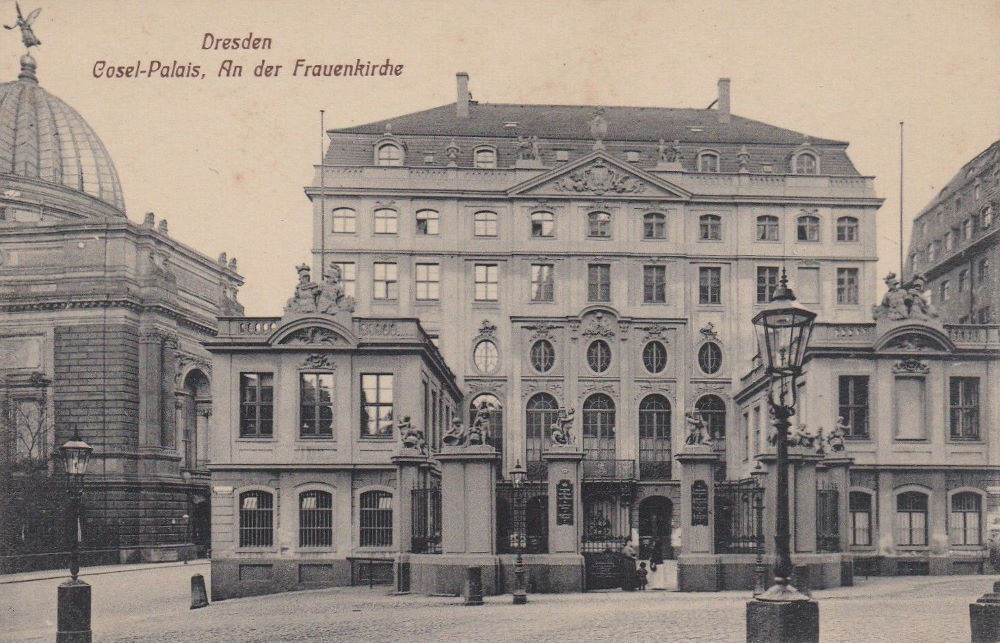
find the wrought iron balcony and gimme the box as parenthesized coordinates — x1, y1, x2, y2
(582, 459, 637, 481)
(638, 460, 672, 481)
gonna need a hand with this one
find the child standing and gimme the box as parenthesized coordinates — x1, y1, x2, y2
(636, 562, 648, 591)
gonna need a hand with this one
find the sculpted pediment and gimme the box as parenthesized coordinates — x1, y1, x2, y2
(508, 152, 690, 199)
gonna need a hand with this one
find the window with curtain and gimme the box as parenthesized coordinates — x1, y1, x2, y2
(895, 492, 928, 546)
(797, 215, 820, 242)
(240, 373, 274, 438)
(699, 215, 721, 241)
(950, 492, 981, 545)
(416, 209, 439, 235)
(360, 374, 393, 438)
(531, 211, 555, 237)
(643, 213, 666, 239)
(850, 492, 872, 546)
(530, 264, 554, 302)
(756, 215, 779, 241)
(583, 394, 616, 460)
(838, 376, 869, 438)
(837, 216, 859, 242)
(299, 373, 333, 437)
(588, 211, 611, 238)
(949, 377, 980, 440)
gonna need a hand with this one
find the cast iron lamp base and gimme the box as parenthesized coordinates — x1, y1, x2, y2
(56, 578, 92, 643)
(746, 579, 818, 643)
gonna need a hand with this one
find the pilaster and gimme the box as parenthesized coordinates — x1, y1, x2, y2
(675, 445, 722, 554)
(437, 445, 498, 554)
(542, 444, 585, 553)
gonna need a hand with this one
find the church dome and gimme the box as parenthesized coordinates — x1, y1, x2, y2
(0, 54, 125, 213)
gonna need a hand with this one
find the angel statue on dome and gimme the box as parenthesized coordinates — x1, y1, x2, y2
(5, 4, 42, 49)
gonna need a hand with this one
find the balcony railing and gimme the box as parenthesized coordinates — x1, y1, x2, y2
(582, 459, 637, 481)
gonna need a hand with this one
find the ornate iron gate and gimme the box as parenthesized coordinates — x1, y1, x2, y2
(816, 487, 840, 552)
(410, 487, 442, 554)
(714, 478, 763, 554)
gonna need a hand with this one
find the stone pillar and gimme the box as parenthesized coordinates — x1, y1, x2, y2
(139, 330, 163, 448)
(161, 335, 178, 450)
(542, 444, 584, 553)
(438, 445, 498, 555)
(675, 445, 721, 554)
(393, 447, 432, 554)
(790, 449, 824, 554)
(824, 455, 855, 586)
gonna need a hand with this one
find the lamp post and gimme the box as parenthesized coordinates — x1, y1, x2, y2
(747, 270, 819, 643)
(57, 428, 93, 643)
(510, 459, 528, 605)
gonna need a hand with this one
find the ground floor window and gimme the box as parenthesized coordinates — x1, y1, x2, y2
(299, 490, 333, 547)
(895, 491, 928, 546)
(950, 492, 982, 545)
(359, 490, 393, 547)
(850, 491, 872, 546)
(239, 490, 274, 548)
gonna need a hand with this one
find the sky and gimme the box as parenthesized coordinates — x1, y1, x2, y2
(2, 0, 998, 315)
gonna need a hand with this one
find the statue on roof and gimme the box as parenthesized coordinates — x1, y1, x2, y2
(873, 272, 938, 321)
(4, 4, 42, 49)
(316, 262, 356, 314)
(904, 274, 936, 320)
(516, 135, 531, 160)
(658, 139, 681, 163)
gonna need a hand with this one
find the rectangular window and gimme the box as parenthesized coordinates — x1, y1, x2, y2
(372, 262, 398, 300)
(796, 266, 820, 304)
(332, 262, 356, 297)
(896, 494, 928, 546)
(756, 217, 779, 241)
(331, 208, 356, 234)
(699, 216, 721, 241)
(239, 491, 274, 548)
(299, 373, 333, 437)
(950, 377, 980, 440)
(950, 493, 982, 545)
(894, 377, 927, 440)
(415, 263, 440, 301)
(756, 266, 780, 304)
(530, 263, 554, 302)
(836, 268, 859, 305)
(299, 491, 333, 547)
(359, 491, 393, 547)
(850, 493, 872, 546)
(361, 374, 394, 438)
(742, 411, 750, 461)
(474, 212, 498, 237)
(240, 373, 273, 437)
(588, 264, 611, 302)
(698, 267, 721, 304)
(838, 376, 869, 438)
(474, 264, 499, 301)
(373, 209, 398, 234)
(643, 265, 666, 303)
(752, 406, 761, 456)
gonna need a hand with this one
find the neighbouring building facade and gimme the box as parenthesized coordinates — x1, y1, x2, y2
(905, 140, 999, 324)
(0, 52, 244, 571)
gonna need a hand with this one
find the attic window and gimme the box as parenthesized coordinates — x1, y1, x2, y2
(688, 127, 705, 133)
(555, 150, 569, 162)
(503, 122, 519, 129)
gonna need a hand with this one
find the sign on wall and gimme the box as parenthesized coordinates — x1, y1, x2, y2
(556, 479, 574, 525)
(691, 480, 709, 526)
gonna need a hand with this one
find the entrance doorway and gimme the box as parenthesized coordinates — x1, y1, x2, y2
(638, 496, 673, 560)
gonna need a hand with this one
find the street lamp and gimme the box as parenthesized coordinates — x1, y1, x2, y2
(747, 270, 819, 642)
(509, 459, 528, 605)
(57, 428, 93, 643)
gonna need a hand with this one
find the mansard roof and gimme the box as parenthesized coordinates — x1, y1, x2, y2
(330, 102, 848, 147)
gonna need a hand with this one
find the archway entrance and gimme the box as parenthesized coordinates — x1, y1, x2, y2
(638, 496, 673, 560)
(180, 369, 211, 470)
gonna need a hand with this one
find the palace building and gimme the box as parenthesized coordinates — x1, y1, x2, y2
(0, 52, 244, 570)
(905, 140, 999, 324)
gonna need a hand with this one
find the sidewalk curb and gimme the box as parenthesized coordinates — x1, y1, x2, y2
(0, 559, 209, 585)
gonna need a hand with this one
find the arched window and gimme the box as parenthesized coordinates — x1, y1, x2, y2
(756, 215, 779, 241)
(950, 492, 982, 545)
(416, 209, 439, 235)
(643, 213, 666, 239)
(474, 211, 498, 237)
(639, 395, 671, 479)
(896, 491, 928, 546)
(699, 214, 722, 241)
(473, 340, 499, 374)
(526, 393, 559, 464)
(470, 393, 503, 454)
(836, 216, 859, 242)
(583, 394, 616, 460)
(849, 491, 872, 546)
(474, 147, 497, 169)
(331, 207, 356, 234)
(359, 490, 393, 547)
(376, 143, 403, 166)
(373, 208, 398, 234)
(793, 152, 818, 175)
(797, 215, 820, 242)
(698, 342, 723, 374)
(588, 211, 611, 238)
(642, 341, 667, 374)
(239, 490, 274, 548)
(530, 339, 555, 373)
(978, 258, 991, 284)
(531, 211, 555, 237)
(299, 490, 333, 547)
(697, 151, 720, 173)
(982, 204, 994, 229)
(695, 395, 726, 439)
(587, 340, 612, 373)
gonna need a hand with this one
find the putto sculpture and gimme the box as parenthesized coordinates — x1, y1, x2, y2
(684, 411, 709, 446)
(550, 407, 575, 445)
(398, 416, 426, 454)
(442, 406, 492, 448)
(873, 272, 937, 321)
(284, 262, 356, 315)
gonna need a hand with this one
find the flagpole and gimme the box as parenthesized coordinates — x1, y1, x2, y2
(899, 121, 904, 276)
(319, 109, 326, 280)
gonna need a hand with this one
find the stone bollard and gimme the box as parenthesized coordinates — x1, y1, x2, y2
(970, 581, 1000, 642)
(57, 579, 92, 643)
(190, 574, 209, 609)
(465, 567, 484, 606)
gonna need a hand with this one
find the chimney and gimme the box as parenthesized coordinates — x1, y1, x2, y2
(717, 78, 731, 124)
(456, 72, 470, 118)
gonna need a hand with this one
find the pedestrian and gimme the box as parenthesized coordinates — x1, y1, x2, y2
(637, 562, 648, 591)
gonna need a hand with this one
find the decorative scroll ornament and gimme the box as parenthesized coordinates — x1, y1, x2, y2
(582, 312, 615, 338)
(526, 322, 558, 340)
(699, 322, 717, 338)
(284, 263, 356, 316)
(885, 335, 937, 351)
(553, 159, 645, 195)
(301, 353, 334, 370)
(282, 327, 340, 345)
(643, 324, 670, 341)
(478, 319, 497, 338)
(893, 358, 930, 374)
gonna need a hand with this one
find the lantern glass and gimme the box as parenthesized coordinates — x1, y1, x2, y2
(752, 299, 816, 377)
(60, 438, 93, 478)
(510, 460, 527, 487)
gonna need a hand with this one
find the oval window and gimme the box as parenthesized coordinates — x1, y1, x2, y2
(698, 342, 722, 374)
(587, 340, 612, 373)
(642, 341, 667, 374)
(473, 340, 499, 374)
(530, 339, 555, 373)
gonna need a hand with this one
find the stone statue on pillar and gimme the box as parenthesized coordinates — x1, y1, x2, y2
(826, 417, 847, 452)
(550, 407, 575, 445)
(684, 411, 709, 446)
(398, 416, 426, 454)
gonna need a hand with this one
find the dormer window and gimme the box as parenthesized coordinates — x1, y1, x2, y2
(376, 143, 403, 166)
(697, 151, 720, 173)
(474, 147, 497, 169)
(793, 152, 819, 175)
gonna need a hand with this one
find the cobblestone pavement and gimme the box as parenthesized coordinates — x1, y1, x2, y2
(1, 563, 991, 642)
